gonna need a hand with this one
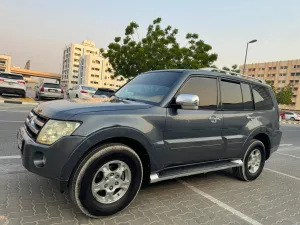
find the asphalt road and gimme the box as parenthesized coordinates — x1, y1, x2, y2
(0, 103, 300, 225)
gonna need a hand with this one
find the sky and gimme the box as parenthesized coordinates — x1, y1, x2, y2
(1, 0, 300, 73)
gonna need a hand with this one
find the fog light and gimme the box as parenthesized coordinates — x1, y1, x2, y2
(33, 151, 46, 168)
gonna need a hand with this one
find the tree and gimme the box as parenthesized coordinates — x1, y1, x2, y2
(101, 18, 218, 80)
(222, 64, 240, 73)
(265, 81, 293, 105)
(276, 85, 293, 105)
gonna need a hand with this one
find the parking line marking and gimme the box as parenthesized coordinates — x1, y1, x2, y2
(276, 152, 300, 159)
(0, 110, 29, 113)
(265, 168, 300, 181)
(279, 144, 294, 147)
(178, 179, 262, 225)
(0, 120, 24, 123)
(0, 155, 21, 160)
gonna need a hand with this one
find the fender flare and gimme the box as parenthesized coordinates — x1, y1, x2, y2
(60, 126, 155, 184)
(241, 126, 271, 158)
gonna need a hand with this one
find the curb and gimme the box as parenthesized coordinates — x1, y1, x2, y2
(281, 120, 300, 125)
(0, 100, 39, 105)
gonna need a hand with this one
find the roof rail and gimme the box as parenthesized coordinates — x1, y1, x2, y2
(200, 67, 266, 84)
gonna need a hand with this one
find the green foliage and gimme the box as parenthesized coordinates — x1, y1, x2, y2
(276, 85, 293, 105)
(265, 81, 293, 105)
(101, 17, 218, 79)
(222, 64, 240, 73)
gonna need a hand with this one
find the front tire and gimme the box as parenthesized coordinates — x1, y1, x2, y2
(233, 139, 266, 181)
(290, 117, 295, 121)
(70, 144, 143, 218)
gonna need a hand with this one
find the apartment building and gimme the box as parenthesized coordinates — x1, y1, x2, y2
(240, 59, 300, 110)
(80, 55, 125, 89)
(61, 40, 126, 90)
(0, 54, 12, 72)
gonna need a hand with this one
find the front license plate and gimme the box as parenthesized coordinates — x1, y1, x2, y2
(17, 130, 24, 150)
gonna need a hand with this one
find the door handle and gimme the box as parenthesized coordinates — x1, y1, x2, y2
(209, 116, 221, 123)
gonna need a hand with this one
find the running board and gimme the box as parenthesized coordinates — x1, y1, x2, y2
(150, 160, 243, 183)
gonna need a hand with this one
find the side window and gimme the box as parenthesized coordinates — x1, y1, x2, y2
(252, 85, 273, 110)
(241, 83, 254, 110)
(179, 77, 218, 110)
(221, 80, 243, 110)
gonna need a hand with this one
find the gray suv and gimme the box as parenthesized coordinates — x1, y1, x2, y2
(17, 69, 282, 218)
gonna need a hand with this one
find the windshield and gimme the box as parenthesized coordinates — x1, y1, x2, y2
(115, 71, 181, 104)
(95, 89, 115, 96)
(82, 86, 96, 91)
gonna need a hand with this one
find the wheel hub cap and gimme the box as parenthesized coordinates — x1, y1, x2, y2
(248, 149, 261, 174)
(91, 160, 131, 204)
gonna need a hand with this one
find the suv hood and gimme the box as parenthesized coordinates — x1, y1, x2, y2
(33, 97, 154, 120)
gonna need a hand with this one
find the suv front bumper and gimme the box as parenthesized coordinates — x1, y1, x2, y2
(18, 126, 85, 191)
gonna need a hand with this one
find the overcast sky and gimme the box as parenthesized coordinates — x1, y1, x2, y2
(1, 0, 299, 73)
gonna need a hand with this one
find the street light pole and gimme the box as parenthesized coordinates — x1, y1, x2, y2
(243, 39, 257, 74)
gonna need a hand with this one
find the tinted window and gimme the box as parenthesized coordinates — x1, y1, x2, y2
(241, 83, 254, 110)
(43, 83, 60, 88)
(116, 72, 181, 104)
(221, 80, 243, 110)
(179, 77, 218, 110)
(95, 89, 115, 97)
(0, 73, 24, 80)
(82, 86, 96, 91)
(252, 85, 273, 110)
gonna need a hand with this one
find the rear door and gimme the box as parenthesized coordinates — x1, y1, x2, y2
(221, 80, 255, 159)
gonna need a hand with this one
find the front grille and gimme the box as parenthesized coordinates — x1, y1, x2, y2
(25, 110, 48, 140)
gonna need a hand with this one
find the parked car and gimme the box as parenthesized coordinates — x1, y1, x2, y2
(36, 83, 64, 100)
(68, 85, 96, 99)
(92, 88, 115, 98)
(0, 72, 26, 98)
(280, 112, 286, 119)
(284, 112, 300, 121)
(18, 69, 282, 218)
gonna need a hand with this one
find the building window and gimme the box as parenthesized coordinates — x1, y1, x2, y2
(294, 87, 298, 91)
(95, 68, 100, 71)
(280, 66, 288, 69)
(296, 72, 300, 76)
(94, 81, 98, 84)
(95, 75, 99, 78)
(104, 83, 106, 85)
(268, 67, 272, 70)
(92, 60, 96, 63)
(73, 70, 78, 73)
(75, 47, 81, 51)
(91, 74, 95, 77)
(74, 59, 79, 62)
(73, 76, 78, 79)
(75, 53, 81, 56)
(95, 60, 100, 64)
(90, 81, 94, 84)
(74, 64, 79, 68)
(273, 67, 276, 70)
(0, 60, 6, 65)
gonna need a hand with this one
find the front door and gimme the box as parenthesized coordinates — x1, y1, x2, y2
(164, 76, 224, 166)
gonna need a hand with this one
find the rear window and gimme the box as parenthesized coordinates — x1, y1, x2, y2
(95, 89, 115, 96)
(0, 73, 24, 80)
(43, 83, 60, 88)
(82, 86, 96, 91)
(252, 85, 273, 110)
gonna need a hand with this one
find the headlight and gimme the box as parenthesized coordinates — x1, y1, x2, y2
(37, 120, 81, 145)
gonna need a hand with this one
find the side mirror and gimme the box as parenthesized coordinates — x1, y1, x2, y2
(176, 94, 199, 110)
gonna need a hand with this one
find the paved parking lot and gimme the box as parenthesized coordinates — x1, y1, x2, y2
(0, 103, 299, 225)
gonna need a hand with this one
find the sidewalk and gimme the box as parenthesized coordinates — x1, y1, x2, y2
(0, 96, 40, 105)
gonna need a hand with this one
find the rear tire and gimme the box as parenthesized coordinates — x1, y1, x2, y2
(233, 139, 265, 181)
(291, 117, 295, 121)
(38, 95, 43, 101)
(21, 93, 26, 98)
(70, 144, 143, 218)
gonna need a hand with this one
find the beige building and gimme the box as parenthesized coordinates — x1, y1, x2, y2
(240, 59, 300, 110)
(61, 40, 126, 90)
(80, 55, 125, 89)
(0, 54, 12, 72)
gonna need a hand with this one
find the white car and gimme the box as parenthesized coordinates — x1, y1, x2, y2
(284, 112, 300, 121)
(0, 72, 26, 98)
(68, 85, 97, 99)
